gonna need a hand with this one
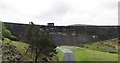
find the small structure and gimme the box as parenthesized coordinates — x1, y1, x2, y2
(47, 23, 54, 26)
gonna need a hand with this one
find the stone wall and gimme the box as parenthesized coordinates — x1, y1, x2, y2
(4, 22, 118, 46)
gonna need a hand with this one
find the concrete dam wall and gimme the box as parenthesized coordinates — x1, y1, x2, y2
(4, 22, 118, 46)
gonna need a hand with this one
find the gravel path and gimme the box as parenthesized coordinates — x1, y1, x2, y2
(57, 47, 75, 63)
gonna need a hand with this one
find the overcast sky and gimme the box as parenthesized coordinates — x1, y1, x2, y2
(0, 0, 119, 26)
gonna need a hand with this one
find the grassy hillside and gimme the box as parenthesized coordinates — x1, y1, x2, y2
(2, 38, 64, 62)
(84, 38, 118, 53)
(2, 38, 35, 61)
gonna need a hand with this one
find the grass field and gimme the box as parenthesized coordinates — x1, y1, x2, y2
(74, 47, 118, 61)
(84, 38, 118, 53)
(59, 46, 118, 61)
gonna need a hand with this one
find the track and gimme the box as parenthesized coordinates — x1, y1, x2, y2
(57, 47, 75, 62)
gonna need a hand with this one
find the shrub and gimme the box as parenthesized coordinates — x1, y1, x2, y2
(2, 23, 17, 41)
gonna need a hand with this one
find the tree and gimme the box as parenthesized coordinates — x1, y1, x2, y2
(25, 22, 56, 63)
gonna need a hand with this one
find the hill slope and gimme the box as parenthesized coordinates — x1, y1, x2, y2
(2, 38, 34, 61)
(84, 38, 118, 53)
(2, 38, 64, 62)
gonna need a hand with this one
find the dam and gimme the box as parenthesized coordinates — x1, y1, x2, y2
(4, 22, 118, 46)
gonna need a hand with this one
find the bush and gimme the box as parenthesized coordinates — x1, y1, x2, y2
(2, 23, 17, 41)
(3, 30, 12, 38)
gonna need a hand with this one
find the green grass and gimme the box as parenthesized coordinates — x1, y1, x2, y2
(56, 48, 64, 61)
(11, 41, 65, 61)
(2, 38, 36, 61)
(84, 38, 118, 53)
(75, 47, 118, 61)
(2, 38, 62, 61)
(11, 41, 29, 54)
(11, 41, 35, 60)
(58, 46, 118, 61)
(2, 38, 11, 44)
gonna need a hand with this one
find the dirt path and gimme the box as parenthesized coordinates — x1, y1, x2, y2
(57, 47, 75, 62)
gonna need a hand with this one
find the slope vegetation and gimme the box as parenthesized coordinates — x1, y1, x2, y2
(84, 38, 118, 53)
